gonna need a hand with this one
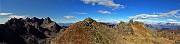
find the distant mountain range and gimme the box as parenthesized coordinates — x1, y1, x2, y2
(58, 23, 73, 26)
(145, 23, 180, 29)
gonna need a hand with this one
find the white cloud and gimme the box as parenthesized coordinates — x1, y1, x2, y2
(8, 15, 26, 18)
(130, 9, 180, 19)
(64, 16, 76, 19)
(130, 14, 159, 19)
(81, 0, 125, 9)
(166, 19, 177, 22)
(98, 10, 115, 14)
(0, 13, 12, 16)
(159, 9, 180, 17)
(0, 12, 28, 24)
(132, 19, 180, 24)
(73, 12, 88, 14)
(94, 19, 121, 23)
(0, 13, 27, 19)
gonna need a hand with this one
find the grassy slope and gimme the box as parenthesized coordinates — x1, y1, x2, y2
(52, 21, 116, 44)
(52, 19, 177, 44)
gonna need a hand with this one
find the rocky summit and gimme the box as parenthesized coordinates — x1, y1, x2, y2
(0, 17, 180, 44)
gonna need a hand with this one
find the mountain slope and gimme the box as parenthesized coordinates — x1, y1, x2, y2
(52, 18, 118, 44)
(114, 19, 174, 44)
(53, 18, 176, 44)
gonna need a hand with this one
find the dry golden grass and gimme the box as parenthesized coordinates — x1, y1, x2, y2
(52, 18, 178, 44)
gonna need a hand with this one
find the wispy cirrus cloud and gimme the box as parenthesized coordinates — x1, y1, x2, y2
(134, 19, 180, 24)
(167, 19, 177, 22)
(130, 9, 180, 19)
(166, 19, 180, 23)
(174, 14, 180, 18)
(0, 12, 27, 18)
(130, 14, 159, 19)
(81, 0, 125, 9)
(0, 13, 13, 16)
(159, 9, 180, 17)
(64, 16, 76, 19)
(98, 10, 116, 14)
(94, 18, 123, 23)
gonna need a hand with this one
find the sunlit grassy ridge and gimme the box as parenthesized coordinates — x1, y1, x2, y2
(52, 18, 115, 44)
(52, 18, 178, 44)
(114, 20, 174, 44)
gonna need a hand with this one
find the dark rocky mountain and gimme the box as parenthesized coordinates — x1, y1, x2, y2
(0, 17, 63, 44)
(0, 24, 26, 44)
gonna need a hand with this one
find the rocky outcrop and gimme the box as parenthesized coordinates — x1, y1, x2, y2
(0, 17, 62, 44)
(83, 17, 96, 23)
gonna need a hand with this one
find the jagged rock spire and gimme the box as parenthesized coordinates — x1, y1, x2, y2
(129, 19, 134, 24)
(43, 17, 52, 24)
(32, 17, 39, 21)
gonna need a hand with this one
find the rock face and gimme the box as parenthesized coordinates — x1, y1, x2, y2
(0, 17, 62, 44)
(0, 24, 26, 44)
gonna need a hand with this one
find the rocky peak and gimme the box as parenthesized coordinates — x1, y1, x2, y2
(43, 17, 52, 24)
(1, 17, 63, 44)
(83, 17, 96, 23)
(31, 17, 39, 21)
(5, 18, 25, 27)
(129, 19, 134, 24)
(25, 17, 31, 22)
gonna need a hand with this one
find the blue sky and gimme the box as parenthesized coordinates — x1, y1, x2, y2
(0, 0, 180, 23)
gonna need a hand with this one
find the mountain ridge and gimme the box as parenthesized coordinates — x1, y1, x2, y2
(52, 18, 178, 44)
(0, 17, 179, 44)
